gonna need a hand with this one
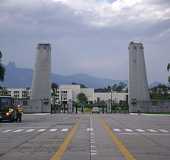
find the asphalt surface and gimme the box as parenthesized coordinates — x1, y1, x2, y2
(0, 113, 170, 160)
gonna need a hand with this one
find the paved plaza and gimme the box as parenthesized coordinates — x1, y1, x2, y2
(0, 113, 170, 160)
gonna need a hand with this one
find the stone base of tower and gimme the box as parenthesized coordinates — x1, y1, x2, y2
(129, 101, 152, 113)
(24, 99, 51, 113)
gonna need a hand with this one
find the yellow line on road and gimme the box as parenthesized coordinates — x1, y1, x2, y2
(50, 121, 80, 160)
(101, 118, 136, 160)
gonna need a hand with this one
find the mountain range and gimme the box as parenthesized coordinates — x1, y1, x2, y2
(0, 62, 127, 89)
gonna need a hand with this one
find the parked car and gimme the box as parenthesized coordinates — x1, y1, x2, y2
(0, 96, 17, 122)
(92, 107, 100, 114)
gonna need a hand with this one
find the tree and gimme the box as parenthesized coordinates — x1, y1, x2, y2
(115, 82, 127, 92)
(150, 84, 169, 100)
(0, 51, 5, 81)
(77, 93, 88, 104)
(112, 84, 118, 91)
(167, 63, 170, 83)
(110, 82, 127, 92)
(167, 63, 170, 72)
(107, 85, 111, 92)
(51, 83, 58, 90)
(51, 82, 59, 96)
(77, 93, 88, 112)
(51, 83, 59, 113)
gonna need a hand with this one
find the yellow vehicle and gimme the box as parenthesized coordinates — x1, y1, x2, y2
(0, 96, 17, 122)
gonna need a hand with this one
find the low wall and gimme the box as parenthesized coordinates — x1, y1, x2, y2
(129, 100, 170, 113)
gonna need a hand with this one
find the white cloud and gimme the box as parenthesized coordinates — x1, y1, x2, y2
(1, 0, 170, 27)
(52, 0, 170, 27)
(0, 0, 170, 82)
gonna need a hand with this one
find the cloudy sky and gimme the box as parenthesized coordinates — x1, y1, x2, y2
(0, 0, 170, 83)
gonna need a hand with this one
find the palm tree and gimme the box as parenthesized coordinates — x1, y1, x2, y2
(167, 63, 170, 83)
(167, 63, 170, 72)
(51, 82, 59, 113)
(0, 51, 5, 81)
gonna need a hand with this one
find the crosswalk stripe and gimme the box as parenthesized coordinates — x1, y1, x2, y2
(61, 128, 69, 132)
(50, 129, 58, 132)
(158, 129, 169, 133)
(113, 129, 121, 132)
(125, 129, 133, 132)
(1, 128, 168, 134)
(87, 128, 93, 132)
(136, 129, 145, 132)
(26, 129, 35, 132)
(2, 130, 12, 133)
(37, 129, 46, 132)
(147, 129, 157, 133)
(91, 153, 97, 155)
(13, 129, 24, 133)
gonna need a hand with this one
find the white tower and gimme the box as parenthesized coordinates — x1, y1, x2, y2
(30, 43, 51, 113)
(128, 42, 150, 113)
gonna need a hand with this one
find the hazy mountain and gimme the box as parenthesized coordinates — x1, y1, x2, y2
(0, 62, 127, 89)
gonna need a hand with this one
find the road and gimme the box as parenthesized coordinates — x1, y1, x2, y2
(0, 113, 170, 160)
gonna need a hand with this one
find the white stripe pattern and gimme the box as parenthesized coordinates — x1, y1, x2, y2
(13, 129, 24, 133)
(136, 129, 145, 132)
(61, 128, 69, 132)
(37, 129, 46, 132)
(147, 129, 157, 133)
(26, 129, 35, 133)
(158, 129, 168, 133)
(112, 128, 169, 133)
(1, 128, 69, 133)
(50, 129, 58, 132)
(125, 129, 133, 132)
(113, 129, 121, 132)
(2, 130, 12, 133)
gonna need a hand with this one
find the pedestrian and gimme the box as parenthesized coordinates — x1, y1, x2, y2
(16, 105, 23, 122)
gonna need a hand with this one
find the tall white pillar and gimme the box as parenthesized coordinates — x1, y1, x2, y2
(128, 42, 150, 113)
(30, 43, 51, 113)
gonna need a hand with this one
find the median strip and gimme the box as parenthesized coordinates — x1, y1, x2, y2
(50, 121, 80, 160)
(101, 118, 136, 160)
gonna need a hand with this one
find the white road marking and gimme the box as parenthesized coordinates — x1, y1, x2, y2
(61, 128, 69, 132)
(125, 129, 133, 132)
(91, 139, 95, 143)
(136, 129, 145, 132)
(2, 130, 12, 133)
(89, 116, 97, 156)
(91, 152, 97, 156)
(91, 136, 95, 139)
(119, 133, 170, 136)
(87, 128, 94, 132)
(158, 129, 169, 133)
(37, 129, 46, 132)
(119, 133, 138, 135)
(147, 129, 157, 133)
(90, 132, 95, 136)
(113, 129, 121, 132)
(25, 129, 35, 133)
(90, 140, 95, 143)
(50, 129, 58, 132)
(13, 129, 24, 133)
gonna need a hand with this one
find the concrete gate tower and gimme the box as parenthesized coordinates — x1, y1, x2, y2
(128, 41, 150, 113)
(30, 43, 51, 113)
